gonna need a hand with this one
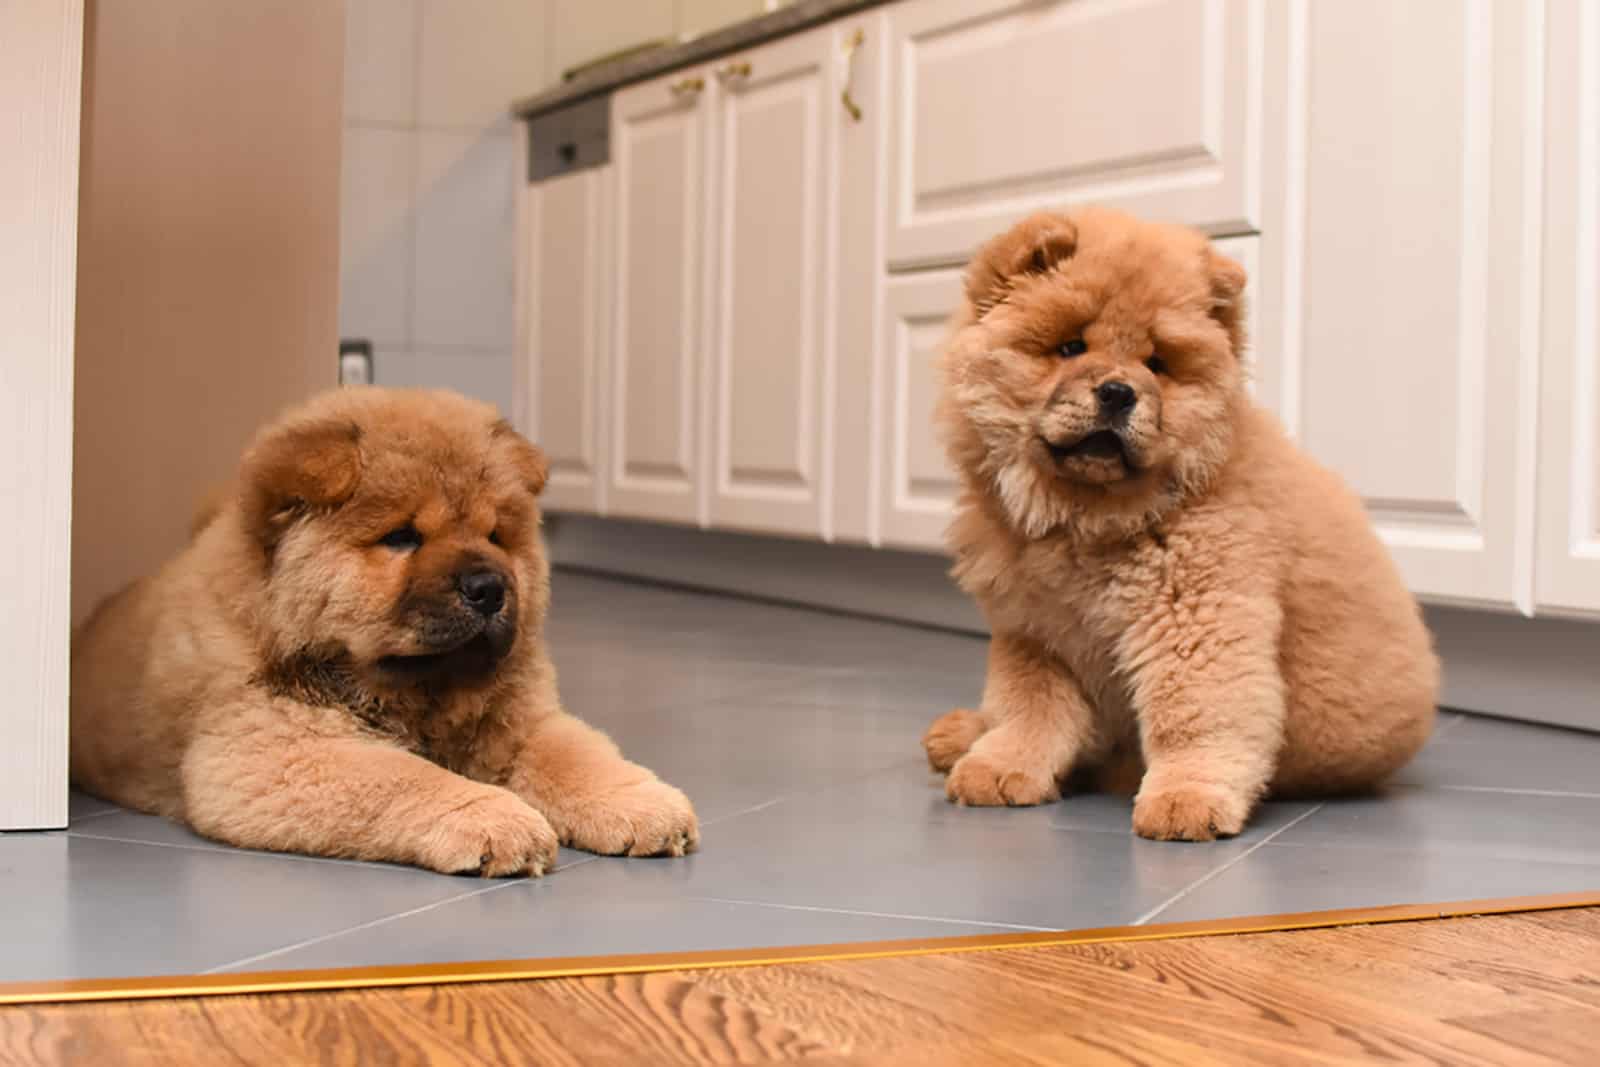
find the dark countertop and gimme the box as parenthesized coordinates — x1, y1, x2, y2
(510, 0, 891, 119)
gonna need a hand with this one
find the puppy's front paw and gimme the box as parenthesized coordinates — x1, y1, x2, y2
(923, 708, 987, 773)
(946, 751, 1059, 807)
(1132, 783, 1250, 842)
(421, 789, 559, 877)
(563, 778, 699, 858)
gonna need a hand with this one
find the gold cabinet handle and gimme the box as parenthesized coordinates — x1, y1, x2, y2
(840, 28, 864, 122)
(668, 75, 704, 99)
(716, 60, 752, 84)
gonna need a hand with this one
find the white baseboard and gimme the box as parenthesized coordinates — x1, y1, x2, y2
(1421, 608, 1600, 732)
(546, 515, 983, 633)
(545, 515, 1600, 733)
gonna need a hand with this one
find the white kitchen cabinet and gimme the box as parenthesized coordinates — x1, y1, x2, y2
(704, 27, 842, 537)
(518, 164, 611, 514)
(882, 0, 1264, 271)
(1256, 0, 1541, 613)
(595, 18, 883, 539)
(518, 0, 1590, 625)
(606, 66, 715, 525)
(1535, 0, 1600, 617)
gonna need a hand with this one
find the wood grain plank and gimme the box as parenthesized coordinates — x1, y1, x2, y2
(1451, 1006, 1600, 1064)
(4, 910, 1598, 1067)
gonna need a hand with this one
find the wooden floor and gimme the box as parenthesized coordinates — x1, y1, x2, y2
(3, 908, 1598, 1066)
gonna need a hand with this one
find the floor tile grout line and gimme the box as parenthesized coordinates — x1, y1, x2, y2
(1129, 804, 1327, 927)
(1433, 785, 1600, 799)
(1257, 836, 1600, 868)
(551, 564, 989, 643)
(66, 808, 124, 825)
(200, 881, 523, 975)
(64, 829, 429, 876)
(701, 797, 783, 829)
(688, 896, 1058, 933)
(668, 760, 937, 839)
(564, 668, 881, 724)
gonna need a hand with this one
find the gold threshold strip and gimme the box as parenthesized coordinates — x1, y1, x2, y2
(2, 889, 1596, 1007)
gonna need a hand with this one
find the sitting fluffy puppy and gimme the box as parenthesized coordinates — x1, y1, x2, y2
(71, 387, 697, 875)
(922, 209, 1439, 840)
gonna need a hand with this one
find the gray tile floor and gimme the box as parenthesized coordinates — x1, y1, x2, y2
(6, 571, 1600, 983)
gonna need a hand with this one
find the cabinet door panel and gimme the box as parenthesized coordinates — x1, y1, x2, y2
(707, 29, 834, 536)
(875, 270, 963, 551)
(607, 75, 710, 525)
(885, 0, 1261, 271)
(1264, 0, 1539, 611)
(1536, 0, 1600, 617)
(520, 166, 608, 513)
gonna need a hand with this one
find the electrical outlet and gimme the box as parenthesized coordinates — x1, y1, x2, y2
(339, 339, 373, 386)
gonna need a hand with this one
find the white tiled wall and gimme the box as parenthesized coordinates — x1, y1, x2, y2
(412, 129, 518, 351)
(340, 0, 541, 412)
(338, 126, 412, 349)
(339, 0, 778, 412)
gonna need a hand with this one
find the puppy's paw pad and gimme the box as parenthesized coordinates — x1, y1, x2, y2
(1132, 785, 1248, 842)
(425, 791, 558, 877)
(565, 779, 700, 858)
(923, 708, 987, 773)
(946, 753, 1058, 807)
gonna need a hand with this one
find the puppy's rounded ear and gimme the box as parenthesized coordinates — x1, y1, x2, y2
(491, 420, 549, 497)
(1206, 248, 1249, 355)
(238, 417, 363, 548)
(964, 212, 1078, 316)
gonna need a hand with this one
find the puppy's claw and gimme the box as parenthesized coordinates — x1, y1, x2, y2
(1132, 783, 1249, 842)
(561, 778, 700, 860)
(923, 708, 989, 774)
(945, 752, 1059, 807)
(423, 789, 559, 877)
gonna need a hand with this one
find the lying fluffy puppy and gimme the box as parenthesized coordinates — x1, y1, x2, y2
(72, 387, 697, 874)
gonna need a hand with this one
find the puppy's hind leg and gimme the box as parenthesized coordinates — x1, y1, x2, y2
(923, 708, 990, 773)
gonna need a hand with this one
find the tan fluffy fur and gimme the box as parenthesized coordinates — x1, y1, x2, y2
(71, 387, 697, 875)
(922, 209, 1439, 840)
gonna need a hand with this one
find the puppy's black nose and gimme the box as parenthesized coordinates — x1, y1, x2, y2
(1096, 380, 1137, 416)
(458, 571, 506, 616)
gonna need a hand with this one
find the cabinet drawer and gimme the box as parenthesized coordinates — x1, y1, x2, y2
(885, 0, 1261, 271)
(526, 94, 610, 182)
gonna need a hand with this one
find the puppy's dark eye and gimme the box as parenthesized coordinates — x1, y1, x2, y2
(379, 525, 423, 551)
(1058, 338, 1088, 358)
(488, 529, 502, 547)
(1146, 355, 1170, 376)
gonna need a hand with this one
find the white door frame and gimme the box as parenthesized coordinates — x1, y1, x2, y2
(0, 0, 81, 830)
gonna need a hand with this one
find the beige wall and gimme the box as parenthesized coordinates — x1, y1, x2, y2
(72, 0, 346, 625)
